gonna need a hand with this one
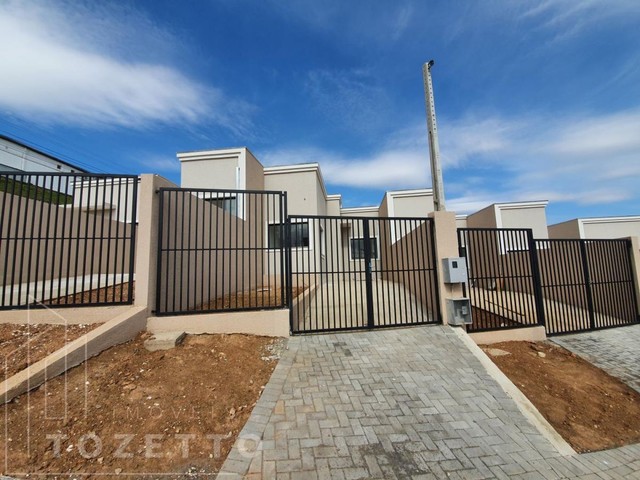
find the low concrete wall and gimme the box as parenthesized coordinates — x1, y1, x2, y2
(147, 309, 289, 337)
(469, 325, 547, 345)
(1, 306, 147, 404)
(0, 305, 134, 325)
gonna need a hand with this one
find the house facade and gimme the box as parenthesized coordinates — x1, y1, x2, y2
(548, 216, 640, 240)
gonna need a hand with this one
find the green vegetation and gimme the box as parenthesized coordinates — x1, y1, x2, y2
(0, 176, 73, 205)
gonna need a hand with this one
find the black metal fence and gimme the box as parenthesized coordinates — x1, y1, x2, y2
(458, 228, 545, 333)
(290, 216, 440, 333)
(155, 188, 288, 316)
(458, 227, 639, 335)
(535, 238, 638, 335)
(0, 172, 138, 309)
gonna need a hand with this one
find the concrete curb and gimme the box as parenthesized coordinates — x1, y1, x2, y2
(1, 306, 147, 404)
(452, 326, 576, 456)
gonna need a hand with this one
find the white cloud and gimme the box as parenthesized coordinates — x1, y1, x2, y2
(263, 107, 640, 213)
(137, 155, 181, 173)
(0, 1, 240, 130)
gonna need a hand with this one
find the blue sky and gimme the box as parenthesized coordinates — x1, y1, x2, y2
(1, 1, 639, 223)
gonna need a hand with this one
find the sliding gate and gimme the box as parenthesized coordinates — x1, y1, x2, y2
(290, 215, 440, 333)
(459, 228, 639, 335)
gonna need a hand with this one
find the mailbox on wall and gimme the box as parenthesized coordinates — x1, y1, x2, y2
(442, 257, 468, 283)
(446, 298, 473, 326)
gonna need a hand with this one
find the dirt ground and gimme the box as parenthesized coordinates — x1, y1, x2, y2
(471, 307, 519, 331)
(0, 323, 98, 382)
(44, 282, 132, 306)
(198, 285, 306, 311)
(483, 341, 640, 452)
(1, 332, 284, 478)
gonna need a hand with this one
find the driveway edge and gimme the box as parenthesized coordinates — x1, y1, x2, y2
(452, 326, 576, 457)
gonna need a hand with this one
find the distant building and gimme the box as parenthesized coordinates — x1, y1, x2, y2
(0, 134, 87, 173)
(549, 216, 640, 240)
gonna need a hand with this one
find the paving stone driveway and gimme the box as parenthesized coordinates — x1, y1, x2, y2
(219, 326, 640, 479)
(552, 324, 640, 394)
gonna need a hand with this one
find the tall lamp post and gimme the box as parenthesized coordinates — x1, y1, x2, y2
(423, 60, 446, 211)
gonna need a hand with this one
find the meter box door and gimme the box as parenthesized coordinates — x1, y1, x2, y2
(442, 257, 468, 283)
(446, 298, 472, 326)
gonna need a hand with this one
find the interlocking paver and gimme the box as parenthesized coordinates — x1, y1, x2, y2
(551, 324, 640, 394)
(218, 325, 640, 479)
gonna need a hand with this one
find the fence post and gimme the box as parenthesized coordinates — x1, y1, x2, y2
(527, 231, 546, 329)
(579, 239, 596, 330)
(428, 210, 463, 325)
(134, 175, 178, 313)
(627, 236, 640, 318)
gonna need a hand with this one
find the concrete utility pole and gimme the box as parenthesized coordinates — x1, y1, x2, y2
(423, 60, 446, 211)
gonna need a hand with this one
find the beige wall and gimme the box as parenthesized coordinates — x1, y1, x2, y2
(264, 170, 320, 215)
(582, 219, 640, 240)
(548, 219, 581, 239)
(466, 204, 497, 228)
(381, 220, 438, 316)
(157, 191, 262, 313)
(391, 193, 434, 217)
(245, 149, 265, 191)
(326, 197, 341, 216)
(181, 155, 238, 190)
(0, 191, 133, 293)
(500, 205, 548, 239)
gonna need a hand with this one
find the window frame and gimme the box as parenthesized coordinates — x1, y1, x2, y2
(350, 236, 379, 260)
(267, 221, 311, 250)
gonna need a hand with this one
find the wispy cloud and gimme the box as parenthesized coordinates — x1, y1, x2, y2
(265, 0, 414, 46)
(137, 154, 181, 173)
(263, 107, 640, 212)
(521, 0, 640, 41)
(0, 1, 248, 132)
(305, 69, 391, 135)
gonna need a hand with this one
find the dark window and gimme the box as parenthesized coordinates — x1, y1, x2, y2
(206, 196, 237, 215)
(350, 237, 378, 260)
(268, 222, 309, 248)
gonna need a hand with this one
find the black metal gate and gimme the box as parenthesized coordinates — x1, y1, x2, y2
(155, 188, 288, 316)
(458, 228, 639, 335)
(0, 172, 138, 309)
(458, 228, 545, 333)
(290, 215, 440, 334)
(535, 238, 639, 335)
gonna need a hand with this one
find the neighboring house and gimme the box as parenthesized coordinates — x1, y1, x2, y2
(465, 201, 549, 237)
(0, 134, 87, 173)
(548, 216, 640, 240)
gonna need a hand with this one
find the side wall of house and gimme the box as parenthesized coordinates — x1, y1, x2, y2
(500, 206, 549, 239)
(548, 219, 581, 239)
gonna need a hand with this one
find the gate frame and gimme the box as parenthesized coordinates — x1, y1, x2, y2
(154, 186, 289, 316)
(288, 214, 441, 334)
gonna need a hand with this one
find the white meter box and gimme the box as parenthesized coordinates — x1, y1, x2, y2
(442, 257, 468, 283)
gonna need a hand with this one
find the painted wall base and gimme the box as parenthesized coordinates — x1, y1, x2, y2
(147, 309, 290, 337)
(468, 325, 547, 345)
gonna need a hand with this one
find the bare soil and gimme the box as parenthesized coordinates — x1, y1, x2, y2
(44, 282, 132, 306)
(471, 307, 519, 330)
(0, 323, 98, 382)
(483, 341, 640, 452)
(198, 285, 306, 311)
(1, 332, 283, 478)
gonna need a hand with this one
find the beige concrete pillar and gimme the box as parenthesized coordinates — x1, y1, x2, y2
(134, 175, 178, 312)
(627, 236, 640, 315)
(428, 210, 464, 325)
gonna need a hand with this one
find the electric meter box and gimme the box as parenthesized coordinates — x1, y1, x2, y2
(446, 298, 473, 326)
(442, 257, 468, 283)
